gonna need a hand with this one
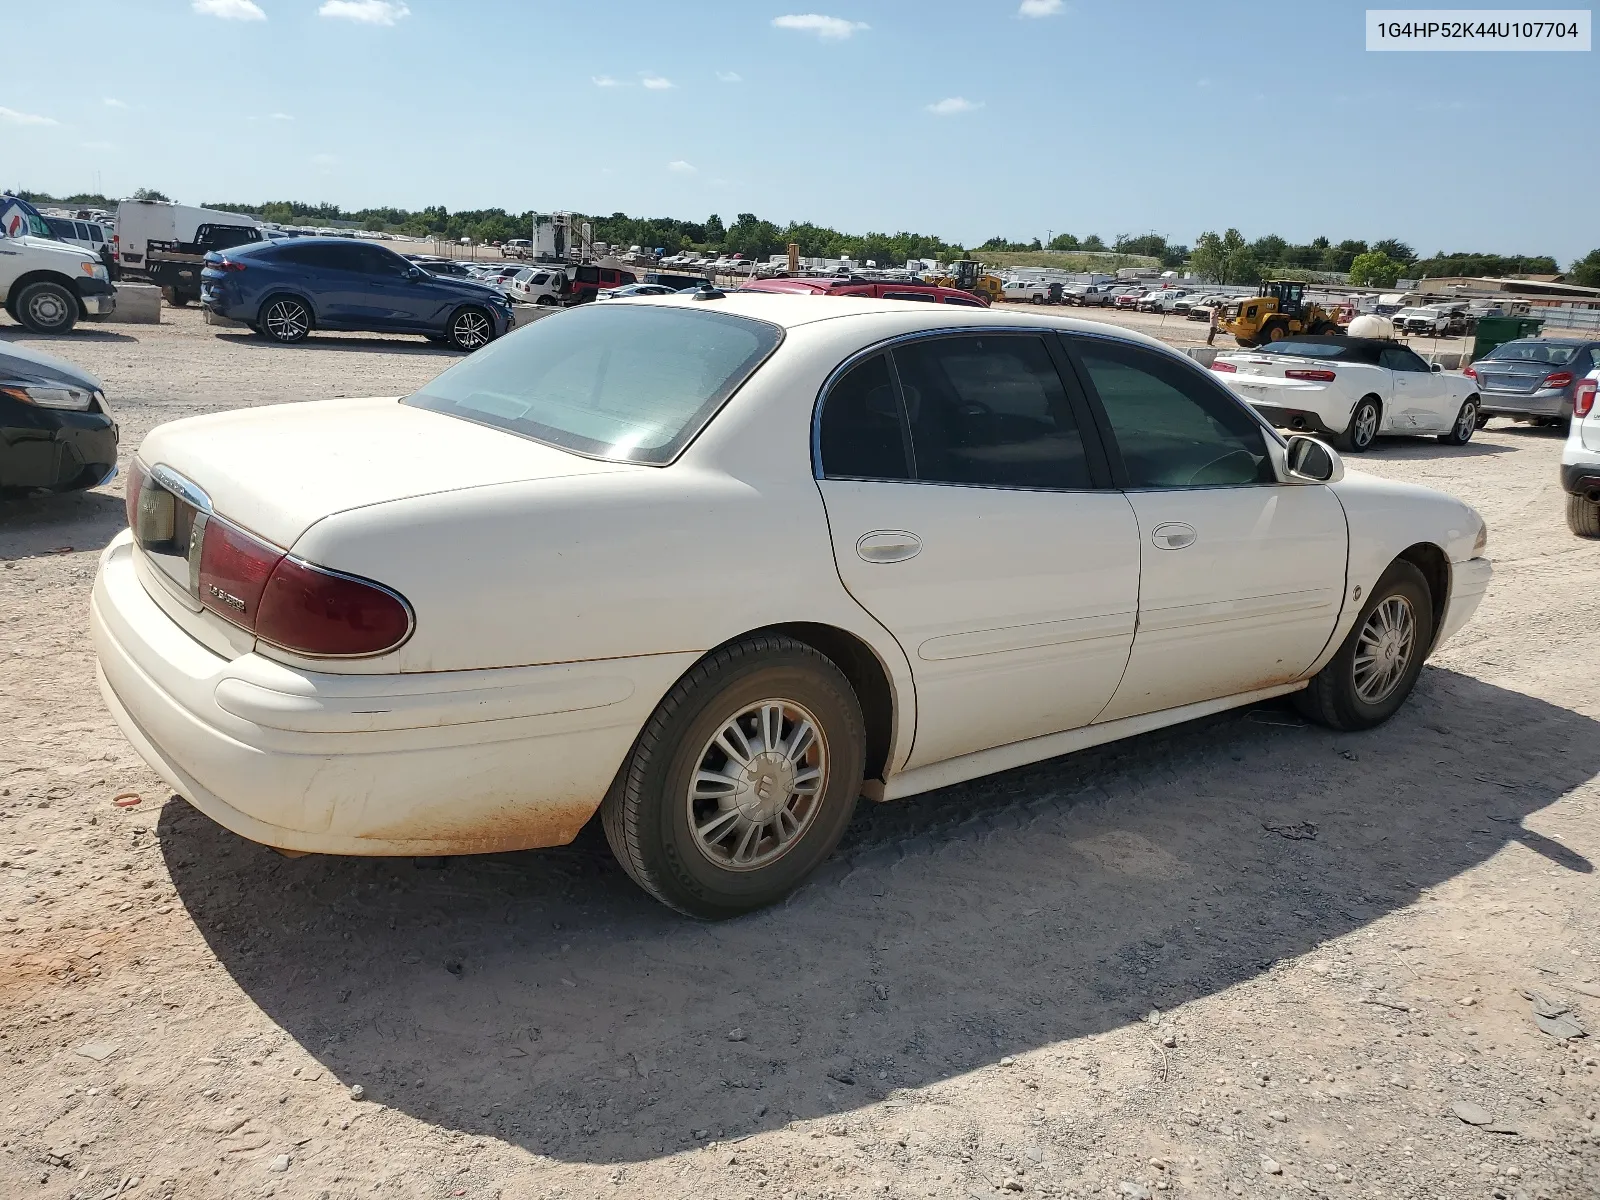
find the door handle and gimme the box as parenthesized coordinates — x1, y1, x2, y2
(856, 530, 922, 563)
(1150, 522, 1196, 550)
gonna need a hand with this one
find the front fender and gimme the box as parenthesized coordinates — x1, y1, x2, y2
(1304, 472, 1485, 675)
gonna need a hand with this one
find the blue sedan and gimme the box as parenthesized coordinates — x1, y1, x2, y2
(200, 237, 514, 351)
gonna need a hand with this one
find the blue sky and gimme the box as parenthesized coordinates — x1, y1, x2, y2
(3, 1, 1596, 263)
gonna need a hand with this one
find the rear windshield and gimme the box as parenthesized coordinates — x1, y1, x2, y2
(404, 304, 782, 464)
(1256, 341, 1351, 359)
(1484, 341, 1578, 365)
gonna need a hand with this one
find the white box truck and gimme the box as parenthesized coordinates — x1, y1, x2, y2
(114, 199, 263, 306)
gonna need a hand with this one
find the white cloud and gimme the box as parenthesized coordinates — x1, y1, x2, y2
(82, 140, 115, 151)
(926, 96, 982, 116)
(317, 0, 409, 25)
(0, 106, 58, 126)
(640, 74, 675, 90)
(592, 75, 623, 87)
(772, 13, 869, 39)
(717, 71, 742, 83)
(103, 97, 128, 109)
(269, 111, 294, 120)
(193, 0, 266, 20)
(667, 160, 696, 174)
(1196, 77, 1212, 89)
(1018, 0, 1063, 15)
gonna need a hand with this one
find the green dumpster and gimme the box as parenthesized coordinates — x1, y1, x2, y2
(1471, 315, 1545, 363)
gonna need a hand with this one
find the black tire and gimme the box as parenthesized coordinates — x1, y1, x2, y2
(1294, 561, 1434, 732)
(1474, 412, 1491, 430)
(1262, 320, 1289, 344)
(535, 295, 556, 306)
(258, 295, 311, 344)
(1568, 494, 1600, 539)
(13, 281, 79, 335)
(446, 305, 495, 352)
(600, 635, 867, 919)
(1030, 294, 1043, 305)
(161, 287, 190, 307)
(1336, 396, 1381, 453)
(1312, 322, 1340, 336)
(1438, 397, 1478, 445)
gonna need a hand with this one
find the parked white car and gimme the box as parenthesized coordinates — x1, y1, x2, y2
(1138, 289, 1189, 313)
(1211, 335, 1482, 451)
(504, 266, 565, 306)
(1393, 306, 1451, 337)
(94, 299, 1491, 917)
(1, 195, 117, 333)
(1561, 369, 1600, 537)
(1001, 278, 1049, 303)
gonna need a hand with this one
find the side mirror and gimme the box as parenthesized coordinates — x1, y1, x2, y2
(1284, 434, 1343, 484)
(406, 266, 425, 280)
(1431, 362, 1443, 372)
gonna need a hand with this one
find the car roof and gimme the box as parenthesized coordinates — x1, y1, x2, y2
(605, 292, 1185, 348)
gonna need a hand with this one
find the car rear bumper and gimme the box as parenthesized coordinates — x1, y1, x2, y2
(1560, 461, 1600, 498)
(1478, 388, 1571, 419)
(1246, 402, 1342, 439)
(92, 531, 691, 856)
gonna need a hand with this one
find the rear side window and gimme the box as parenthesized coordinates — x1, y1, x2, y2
(894, 335, 1091, 490)
(880, 291, 939, 303)
(1075, 338, 1272, 488)
(942, 296, 983, 307)
(405, 305, 782, 464)
(818, 354, 911, 480)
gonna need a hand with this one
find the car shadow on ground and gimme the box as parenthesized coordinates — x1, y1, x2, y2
(0, 489, 125, 555)
(157, 667, 1600, 1165)
(0, 327, 141, 345)
(211, 333, 461, 357)
(1363, 438, 1515, 462)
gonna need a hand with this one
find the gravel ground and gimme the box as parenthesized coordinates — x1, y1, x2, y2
(2, 307, 1597, 1200)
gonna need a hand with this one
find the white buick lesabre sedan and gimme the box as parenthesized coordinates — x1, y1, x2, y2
(93, 296, 1492, 918)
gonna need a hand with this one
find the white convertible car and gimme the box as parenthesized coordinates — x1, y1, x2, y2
(1210, 335, 1482, 452)
(92, 298, 1492, 917)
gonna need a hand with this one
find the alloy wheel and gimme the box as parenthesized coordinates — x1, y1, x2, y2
(1352, 595, 1417, 704)
(264, 300, 309, 342)
(1353, 402, 1379, 448)
(1454, 401, 1477, 440)
(685, 698, 828, 872)
(451, 309, 492, 349)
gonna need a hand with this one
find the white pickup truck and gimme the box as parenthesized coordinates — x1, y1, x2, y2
(1, 195, 116, 334)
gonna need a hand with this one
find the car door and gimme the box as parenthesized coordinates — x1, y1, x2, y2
(1065, 334, 1348, 721)
(1380, 344, 1448, 430)
(352, 244, 431, 330)
(815, 334, 1141, 768)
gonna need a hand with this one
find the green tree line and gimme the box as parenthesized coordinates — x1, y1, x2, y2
(12, 188, 1595, 283)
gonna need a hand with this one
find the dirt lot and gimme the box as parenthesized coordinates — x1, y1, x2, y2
(2, 307, 1597, 1200)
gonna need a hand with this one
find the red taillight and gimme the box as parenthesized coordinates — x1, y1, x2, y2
(197, 520, 283, 625)
(255, 557, 413, 658)
(214, 258, 247, 272)
(1210, 360, 1237, 373)
(1576, 380, 1597, 418)
(1541, 371, 1573, 389)
(1463, 365, 1477, 380)
(1285, 369, 1337, 382)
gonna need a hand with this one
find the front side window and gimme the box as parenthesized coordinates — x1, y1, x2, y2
(405, 305, 781, 464)
(894, 335, 1091, 490)
(1075, 337, 1273, 489)
(818, 354, 911, 480)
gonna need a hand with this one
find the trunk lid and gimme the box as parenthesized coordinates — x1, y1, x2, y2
(1475, 361, 1559, 394)
(135, 395, 634, 549)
